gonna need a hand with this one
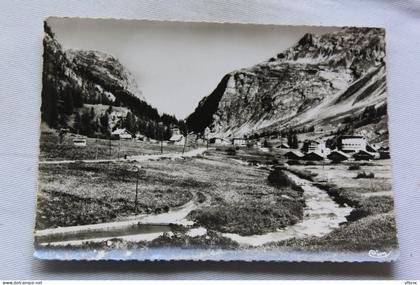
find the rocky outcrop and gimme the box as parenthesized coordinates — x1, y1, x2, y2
(66, 49, 144, 102)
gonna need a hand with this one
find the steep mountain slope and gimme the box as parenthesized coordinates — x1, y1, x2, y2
(41, 22, 179, 139)
(186, 27, 388, 142)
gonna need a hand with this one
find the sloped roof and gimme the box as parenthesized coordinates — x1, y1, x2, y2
(307, 140, 320, 145)
(303, 151, 324, 160)
(285, 150, 304, 157)
(354, 150, 376, 157)
(328, 150, 350, 159)
(341, 135, 365, 139)
(112, 128, 130, 135)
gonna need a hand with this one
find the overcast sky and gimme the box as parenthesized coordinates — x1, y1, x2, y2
(47, 18, 337, 119)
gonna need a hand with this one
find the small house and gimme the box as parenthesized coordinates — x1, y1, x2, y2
(112, 128, 133, 140)
(327, 150, 350, 162)
(303, 151, 324, 161)
(353, 150, 376, 161)
(169, 134, 185, 145)
(233, 138, 247, 146)
(171, 127, 181, 135)
(284, 150, 304, 160)
(307, 140, 331, 155)
(340, 135, 367, 153)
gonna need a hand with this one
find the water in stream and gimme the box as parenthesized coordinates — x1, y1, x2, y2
(221, 171, 353, 246)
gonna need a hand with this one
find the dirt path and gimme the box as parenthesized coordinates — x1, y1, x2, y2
(39, 147, 208, 164)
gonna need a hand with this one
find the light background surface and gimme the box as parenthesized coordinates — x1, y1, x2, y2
(0, 0, 419, 280)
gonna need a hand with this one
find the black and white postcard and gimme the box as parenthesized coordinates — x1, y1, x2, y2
(34, 18, 398, 262)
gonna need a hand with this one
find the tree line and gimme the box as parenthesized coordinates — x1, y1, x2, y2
(72, 105, 176, 140)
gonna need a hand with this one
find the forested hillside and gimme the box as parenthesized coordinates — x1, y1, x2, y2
(41, 22, 183, 139)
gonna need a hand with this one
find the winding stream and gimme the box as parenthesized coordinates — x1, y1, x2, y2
(221, 171, 353, 246)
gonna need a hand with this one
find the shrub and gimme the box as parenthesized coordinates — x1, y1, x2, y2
(356, 171, 375, 179)
(348, 164, 361, 170)
(226, 147, 236, 156)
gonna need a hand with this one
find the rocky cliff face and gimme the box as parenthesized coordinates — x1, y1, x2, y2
(187, 27, 388, 142)
(41, 22, 146, 126)
(65, 49, 144, 102)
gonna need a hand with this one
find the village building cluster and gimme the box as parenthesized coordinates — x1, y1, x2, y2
(204, 132, 390, 162)
(68, 122, 390, 162)
(283, 135, 390, 162)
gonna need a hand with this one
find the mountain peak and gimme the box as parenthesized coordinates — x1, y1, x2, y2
(186, 27, 387, 143)
(298, 33, 315, 46)
(65, 49, 145, 101)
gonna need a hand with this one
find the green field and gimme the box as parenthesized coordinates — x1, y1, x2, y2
(36, 134, 398, 252)
(36, 145, 302, 237)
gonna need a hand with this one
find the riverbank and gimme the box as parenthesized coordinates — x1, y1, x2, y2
(36, 148, 306, 248)
(221, 171, 352, 246)
(35, 147, 301, 233)
(36, 146, 397, 253)
(279, 160, 398, 252)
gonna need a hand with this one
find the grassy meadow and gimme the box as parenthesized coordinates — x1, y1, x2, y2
(36, 133, 398, 252)
(36, 144, 303, 237)
(39, 132, 186, 161)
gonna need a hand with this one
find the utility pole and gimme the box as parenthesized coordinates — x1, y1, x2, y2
(134, 166, 140, 214)
(95, 134, 98, 160)
(118, 139, 121, 159)
(204, 127, 210, 150)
